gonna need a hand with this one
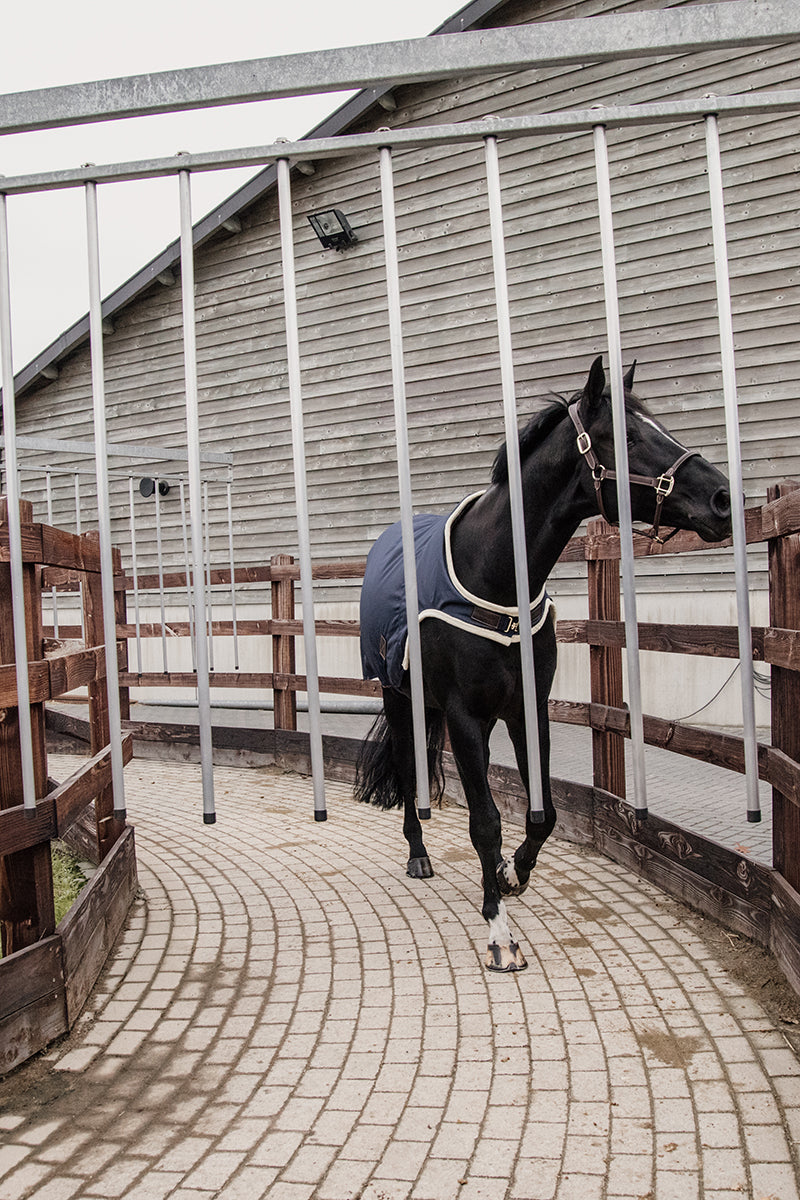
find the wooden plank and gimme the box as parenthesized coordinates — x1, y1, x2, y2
(587, 520, 625, 799)
(592, 792, 772, 945)
(117, 669, 380, 696)
(765, 746, 800, 810)
(770, 873, 800, 998)
(762, 484, 800, 539)
(0, 797, 56, 858)
(0, 934, 67, 1075)
(48, 645, 107, 699)
(0, 934, 64, 1023)
(0, 659, 51, 707)
(118, 559, 367, 593)
(45, 707, 90, 746)
(119, 670, 274, 688)
(0, 645, 116, 707)
(768, 480, 800, 892)
(114, 618, 359, 639)
(556, 618, 768, 661)
(0, 518, 43, 565)
(0, 500, 53, 955)
(0, 987, 68, 1076)
(0, 736, 135, 857)
(39, 524, 102, 572)
(271, 553, 297, 731)
(763, 626, 800, 672)
(59, 825, 137, 1026)
(52, 735, 135, 837)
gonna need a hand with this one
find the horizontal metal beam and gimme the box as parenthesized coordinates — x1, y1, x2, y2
(0, 2, 797, 135)
(0, 434, 233, 465)
(2, 87, 800, 197)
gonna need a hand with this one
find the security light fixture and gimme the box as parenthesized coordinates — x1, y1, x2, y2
(308, 209, 358, 251)
(139, 478, 170, 498)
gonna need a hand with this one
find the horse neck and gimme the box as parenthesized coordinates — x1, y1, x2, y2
(450, 424, 589, 606)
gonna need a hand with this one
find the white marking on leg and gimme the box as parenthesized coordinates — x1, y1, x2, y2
(487, 900, 512, 947)
(500, 858, 520, 889)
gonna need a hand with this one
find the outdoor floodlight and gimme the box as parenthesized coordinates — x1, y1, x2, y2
(308, 209, 358, 251)
(139, 478, 170, 498)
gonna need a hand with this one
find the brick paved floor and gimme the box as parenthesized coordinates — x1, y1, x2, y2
(2, 756, 798, 1200)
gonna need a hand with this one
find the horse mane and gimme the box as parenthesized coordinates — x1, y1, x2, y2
(490, 385, 652, 485)
(490, 395, 569, 485)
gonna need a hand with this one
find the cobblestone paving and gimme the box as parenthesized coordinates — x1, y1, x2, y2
(1, 757, 798, 1200)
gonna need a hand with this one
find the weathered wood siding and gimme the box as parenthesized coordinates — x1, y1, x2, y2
(10, 0, 800, 603)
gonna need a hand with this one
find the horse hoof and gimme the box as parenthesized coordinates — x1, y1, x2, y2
(485, 941, 528, 972)
(496, 859, 529, 897)
(407, 856, 434, 879)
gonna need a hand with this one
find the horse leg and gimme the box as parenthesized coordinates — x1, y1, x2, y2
(496, 700, 556, 898)
(446, 706, 527, 972)
(382, 689, 434, 879)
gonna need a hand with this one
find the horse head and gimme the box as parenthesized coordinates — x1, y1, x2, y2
(571, 356, 732, 543)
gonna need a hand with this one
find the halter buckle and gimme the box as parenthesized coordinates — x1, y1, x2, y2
(655, 473, 675, 498)
(576, 431, 592, 456)
(592, 464, 606, 483)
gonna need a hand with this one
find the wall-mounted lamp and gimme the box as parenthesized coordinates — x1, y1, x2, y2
(308, 209, 358, 251)
(139, 478, 170, 498)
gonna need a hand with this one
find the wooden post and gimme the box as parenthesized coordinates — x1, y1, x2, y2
(0, 498, 54, 955)
(767, 480, 800, 892)
(271, 553, 297, 731)
(82, 533, 124, 861)
(113, 547, 130, 723)
(587, 517, 626, 798)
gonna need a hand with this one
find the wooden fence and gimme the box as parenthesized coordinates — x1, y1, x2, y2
(3, 479, 800, 1076)
(105, 480, 800, 997)
(0, 499, 137, 1075)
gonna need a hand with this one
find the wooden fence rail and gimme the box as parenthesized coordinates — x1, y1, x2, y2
(0, 500, 137, 1075)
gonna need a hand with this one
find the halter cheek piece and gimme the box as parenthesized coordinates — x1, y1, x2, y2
(567, 401, 699, 544)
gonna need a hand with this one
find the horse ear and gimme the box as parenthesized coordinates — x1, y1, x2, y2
(581, 356, 606, 419)
(623, 360, 637, 391)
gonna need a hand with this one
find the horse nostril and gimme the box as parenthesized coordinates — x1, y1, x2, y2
(710, 487, 731, 518)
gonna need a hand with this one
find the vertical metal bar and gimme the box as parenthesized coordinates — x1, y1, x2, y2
(45, 470, 59, 638)
(179, 477, 197, 671)
(484, 136, 544, 821)
(592, 123, 648, 819)
(0, 194, 37, 814)
(179, 168, 215, 823)
(378, 146, 431, 820)
(203, 480, 215, 673)
(84, 181, 127, 821)
(705, 114, 761, 822)
(226, 478, 240, 671)
(276, 157, 327, 820)
(127, 477, 143, 675)
(154, 475, 168, 672)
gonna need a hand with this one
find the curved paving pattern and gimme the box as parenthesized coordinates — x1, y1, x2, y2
(1, 756, 799, 1200)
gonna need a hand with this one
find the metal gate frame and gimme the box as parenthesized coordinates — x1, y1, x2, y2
(1, 0, 798, 823)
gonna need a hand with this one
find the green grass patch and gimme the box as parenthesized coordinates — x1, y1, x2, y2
(52, 842, 88, 925)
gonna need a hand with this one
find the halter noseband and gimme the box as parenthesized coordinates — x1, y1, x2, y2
(567, 401, 699, 544)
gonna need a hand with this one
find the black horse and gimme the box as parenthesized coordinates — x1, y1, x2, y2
(355, 358, 732, 971)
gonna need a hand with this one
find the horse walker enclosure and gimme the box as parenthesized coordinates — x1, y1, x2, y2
(2, 0, 800, 1067)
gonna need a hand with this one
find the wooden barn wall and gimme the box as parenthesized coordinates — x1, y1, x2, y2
(11, 0, 800, 604)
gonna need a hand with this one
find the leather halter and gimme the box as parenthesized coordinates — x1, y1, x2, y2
(567, 401, 699, 544)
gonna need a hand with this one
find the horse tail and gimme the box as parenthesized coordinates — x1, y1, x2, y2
(354, 706, 447, 810)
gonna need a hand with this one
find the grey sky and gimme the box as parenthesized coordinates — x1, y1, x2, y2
(2, 0, 464, 368)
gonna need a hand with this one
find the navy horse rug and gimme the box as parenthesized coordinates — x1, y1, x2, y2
(360, 491, 553, 690)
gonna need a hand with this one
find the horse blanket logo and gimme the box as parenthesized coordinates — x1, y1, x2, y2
(360, 491, 553, 689)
